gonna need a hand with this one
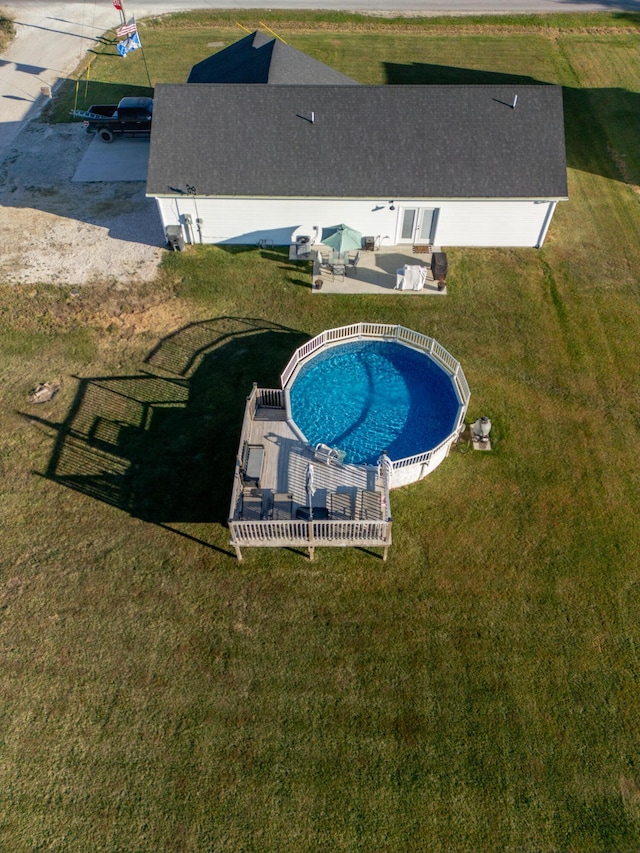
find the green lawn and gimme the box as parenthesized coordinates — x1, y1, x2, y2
(5, 12, 640, 851)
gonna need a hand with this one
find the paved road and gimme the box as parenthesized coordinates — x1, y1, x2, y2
(0, 0, 637, 160)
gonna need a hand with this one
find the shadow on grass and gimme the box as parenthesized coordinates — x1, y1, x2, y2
(45, 79, 154, 123)
(384, 61, 640, 185)
(217, 245, 312, 281)
(29, 317, 308, 545)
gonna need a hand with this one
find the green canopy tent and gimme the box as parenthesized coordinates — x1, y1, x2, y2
(321, 224, 362, 253)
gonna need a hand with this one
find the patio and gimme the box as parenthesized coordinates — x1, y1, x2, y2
(310, 245, 448, 296)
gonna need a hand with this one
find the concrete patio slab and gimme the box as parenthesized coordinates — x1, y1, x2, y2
(310, 245, 448, 295)
(72, 135, 150, 182)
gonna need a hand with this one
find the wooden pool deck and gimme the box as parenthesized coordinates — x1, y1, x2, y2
(248, 409, 380, 509)
(228, 387, 392, 561)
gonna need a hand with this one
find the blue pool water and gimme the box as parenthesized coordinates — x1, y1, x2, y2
(289, 341, 460, 465)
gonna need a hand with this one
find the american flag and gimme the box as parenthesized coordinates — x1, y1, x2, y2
(117, 21, 137, 38)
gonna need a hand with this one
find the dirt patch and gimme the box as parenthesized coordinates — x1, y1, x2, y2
(0, 121, 165, 286)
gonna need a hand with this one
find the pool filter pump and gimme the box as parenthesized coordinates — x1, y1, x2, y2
(472, 417, 492, 443)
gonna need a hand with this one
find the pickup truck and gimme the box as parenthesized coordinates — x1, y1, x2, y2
(80, 96, 153, 143)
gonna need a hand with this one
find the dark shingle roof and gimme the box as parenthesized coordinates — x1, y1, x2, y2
(187, 31, 358, 85)
(147, 84, 567, 199)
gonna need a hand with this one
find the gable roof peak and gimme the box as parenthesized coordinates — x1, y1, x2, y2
(186, 30, 358, 86)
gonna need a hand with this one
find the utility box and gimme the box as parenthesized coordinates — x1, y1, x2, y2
(165, 225, 185, 252)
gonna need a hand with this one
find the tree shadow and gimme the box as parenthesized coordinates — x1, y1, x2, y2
(384, 61, 640, 186)
(29, 317, 308, 534)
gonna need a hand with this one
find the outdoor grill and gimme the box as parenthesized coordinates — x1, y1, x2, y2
(431, 252, 448, 290)
(431, 252, 448, 281)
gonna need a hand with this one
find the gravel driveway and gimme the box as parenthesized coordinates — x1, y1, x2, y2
(0, 120, 165, 286)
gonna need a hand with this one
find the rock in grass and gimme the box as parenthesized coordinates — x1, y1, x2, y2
(27, 382, 60, 404)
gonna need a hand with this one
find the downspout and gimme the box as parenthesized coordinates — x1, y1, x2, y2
(155, 197, 169, 234)
(536, 201, 557, 248)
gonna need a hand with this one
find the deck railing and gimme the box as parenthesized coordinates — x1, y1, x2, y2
(257, 388, 284, 409)
(229, 518, 392, 561)
(228, 383, 261, 523)
(281, 323, 469, 400)
(389, 432, 451, 471)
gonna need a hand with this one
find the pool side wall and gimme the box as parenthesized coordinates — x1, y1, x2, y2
(281, 323, 470, 488)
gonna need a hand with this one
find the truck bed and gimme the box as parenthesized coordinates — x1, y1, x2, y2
(85, 104, 118, 118)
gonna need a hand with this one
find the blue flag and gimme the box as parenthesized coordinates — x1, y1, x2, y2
(117, 32, 141, 57)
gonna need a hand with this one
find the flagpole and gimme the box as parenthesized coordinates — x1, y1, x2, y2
(115, 11, 152, 90)
(139, 37, 152, 91)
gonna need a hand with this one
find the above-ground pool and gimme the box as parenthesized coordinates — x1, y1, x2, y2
(288, 339, 461, 466)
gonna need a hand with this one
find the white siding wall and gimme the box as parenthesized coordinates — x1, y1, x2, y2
(436, 200, 553, 247)
(155, 196, 556, 248)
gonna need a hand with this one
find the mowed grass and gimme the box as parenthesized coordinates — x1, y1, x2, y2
(4, 13, 640, 851)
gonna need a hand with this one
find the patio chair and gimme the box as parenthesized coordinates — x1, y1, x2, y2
(330, 262, 345, 281)
(241, 442, 264, 486)
(358, 489, 383, 520)
(318, 251, 331, 269)
(329, 492, 354, 520)
(347, 251, 360, 276)
(271, 492, 293, 520)
(241, 488, 265, 520)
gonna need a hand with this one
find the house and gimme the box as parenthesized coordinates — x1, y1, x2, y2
(146, 43, 567, 249)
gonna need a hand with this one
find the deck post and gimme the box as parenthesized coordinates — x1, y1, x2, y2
(228, 523, 243, 561)
(308, 520, 315, 560)
(383, 521, 392, 561)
